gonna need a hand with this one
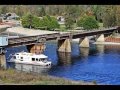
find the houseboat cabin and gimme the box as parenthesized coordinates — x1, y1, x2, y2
(9, 52, 52, 67)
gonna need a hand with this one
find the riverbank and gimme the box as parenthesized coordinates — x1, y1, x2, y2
(93, 42, 120, 45)
(0, 69, 96, 85)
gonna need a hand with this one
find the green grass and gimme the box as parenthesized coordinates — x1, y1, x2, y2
(59, 24, 67, 32)
(0, 69, 96, 85)
(59, 23, 78, 32)
(98, 23, 103, 28)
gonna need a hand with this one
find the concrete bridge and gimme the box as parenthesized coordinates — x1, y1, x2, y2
(0, 26, 119, 68)
(6, 27, 118, 52)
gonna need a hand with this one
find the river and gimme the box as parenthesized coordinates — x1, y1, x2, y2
(5, 40, 120, 85)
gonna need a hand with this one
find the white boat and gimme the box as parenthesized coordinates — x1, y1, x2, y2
(8, 52, 52, 67)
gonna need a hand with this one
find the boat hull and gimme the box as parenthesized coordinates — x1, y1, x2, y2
(8, 60, 52, 68)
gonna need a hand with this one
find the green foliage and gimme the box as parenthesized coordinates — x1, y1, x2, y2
(64, 5, 80, 29)
(102, 6, 116, 27)
(77, 16, 86, 27)
(22, 14, 60, 30)
(21, 13, 34, 28)
(91, 5, 103, 22)
(77, 16, 99, 30)
(65, 15, 74, 29)
(42, 15, 60, 30)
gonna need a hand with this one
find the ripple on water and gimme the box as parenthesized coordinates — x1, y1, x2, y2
(5, 42, 120, 85)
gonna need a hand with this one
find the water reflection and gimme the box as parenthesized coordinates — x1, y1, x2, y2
(79, 48, 89, 57)
(13, 63, 50, 74)
(105, 45, 120, 53)
(57, 52, 72, 66)
(96, 44, 104, 54)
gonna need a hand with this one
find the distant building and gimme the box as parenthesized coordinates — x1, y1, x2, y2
(57, 16, 65, 25)
(5, 13, 19, 20)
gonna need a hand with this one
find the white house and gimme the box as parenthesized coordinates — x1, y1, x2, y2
(57, 16, 65, 25)
(6, 13, 19, 20)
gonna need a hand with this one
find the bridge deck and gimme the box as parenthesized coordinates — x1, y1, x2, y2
(5, 27, 119, 47)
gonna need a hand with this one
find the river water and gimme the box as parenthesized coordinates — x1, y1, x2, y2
(5, 41, 120, 85)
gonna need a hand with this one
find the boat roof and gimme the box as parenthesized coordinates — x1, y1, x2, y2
(15, 52, 48, 58)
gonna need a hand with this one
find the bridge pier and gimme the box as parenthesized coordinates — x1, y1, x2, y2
(26, 43, 46, 54)
(58, 39, 71, 52)
(96, 34, 105, 42)
(79, 37, 89, 48)
(95, 34, 105, 44)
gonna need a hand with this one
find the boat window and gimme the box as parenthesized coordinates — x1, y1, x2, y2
(36, 58, 38, 61)
(39, 59, 41, 61)
(41, 58, 45, 61)
(21, 57, 23, 59)
(32, 58, 35, 61)
(13, 56, 16, 59)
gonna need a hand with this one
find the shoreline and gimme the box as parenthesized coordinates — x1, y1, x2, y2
(0, 69, 96, 85)
(93, 42, 120, 45)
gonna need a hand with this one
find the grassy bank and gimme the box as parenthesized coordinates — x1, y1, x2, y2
(0, 69, 96, 85)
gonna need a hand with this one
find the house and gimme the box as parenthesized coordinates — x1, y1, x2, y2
(57, 16, 65, 25)
(5, 13, 19, 20)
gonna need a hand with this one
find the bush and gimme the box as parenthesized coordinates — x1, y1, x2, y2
(77, 16, 99, 30)
(22, 14, 60, 30)
(21, 13, 34, 28)
(42, 15, 60, 30)
(32, 16, 44, 29)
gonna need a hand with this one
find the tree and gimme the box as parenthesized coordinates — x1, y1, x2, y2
(65, 14, 74, 29)
(115, 5, 120, 26)
(77, 16, 99, 30)
(102, 5, 116, 27)
(21, 13, 34, 28)
(42, 15, 60, 30)
(38, 5, 46, 17)
(91, 5, 103, 23)
(22, 14, 60, 30)
(64, 5, 79, 29)
(0, 5, 8, 14)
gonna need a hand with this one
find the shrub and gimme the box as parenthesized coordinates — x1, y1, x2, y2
(21, 13, 34, 28)
(42, 15, 60, 30)
(22, 14, 60, 30)
(77, 16, 99, 30)
(32, 16, 44, 29)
